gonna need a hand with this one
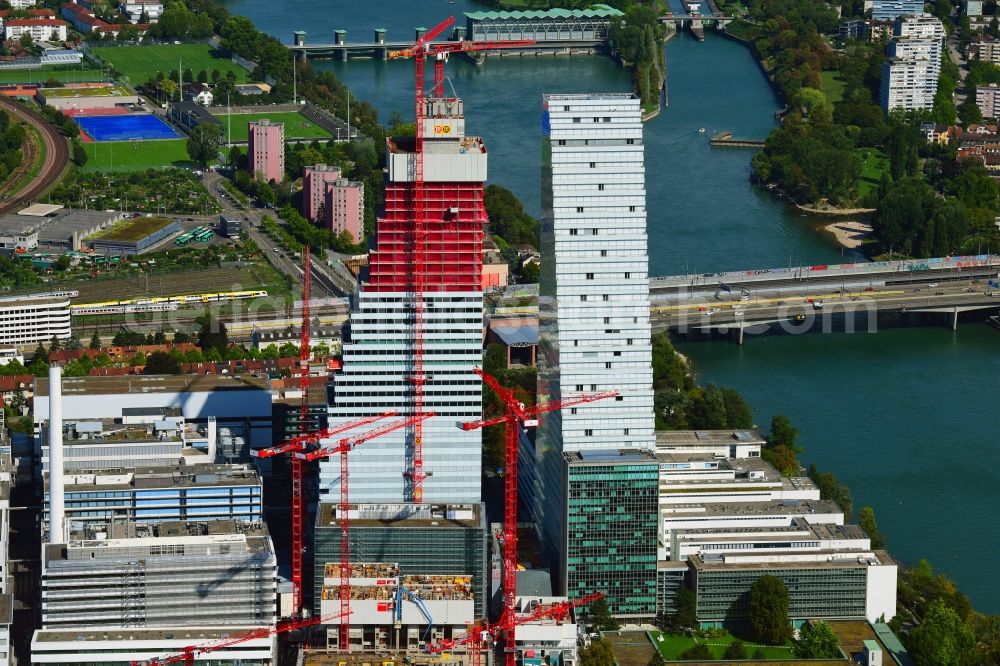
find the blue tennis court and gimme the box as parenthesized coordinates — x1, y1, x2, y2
(77, 114, 180, 142)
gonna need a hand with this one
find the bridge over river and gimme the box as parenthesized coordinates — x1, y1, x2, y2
(648, 255, 1000, 343)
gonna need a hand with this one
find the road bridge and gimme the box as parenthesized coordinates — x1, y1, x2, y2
(648, 255, 1000, 342)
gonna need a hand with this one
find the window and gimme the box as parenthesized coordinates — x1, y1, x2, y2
(558, 139, 566, 146)
(585, 429, 593, 436)
(627, 138, 635, 145)
(573, 117, 581, 123)
(604, 317, 610, 324)
(570, 408, 577, 415)
(602, 294, 609, 302)
(604, 117, 611, 122)
(625, 272, 630, 279)
(570, 228, 578, 235)
(615, 396, 624, 401)
(593, 117, 599, 122)
(576, 384, 584, 391)
(605, 362, 612, 369)
(627, 338, 633, 345)
(591, 384, 597, 390)
(598, 184, 605, 191)
(614, 351, 621, 356)
(629, 206, 636, 212)
(580, 295, 587, 302)
(589, 162, 596, 168)
(564, 105, 570, 111)
(591, 228, 598, 235)
(586, 272, 594, 280)
(624, 428, 630, 435)
(601, 249, 607, 256)
(577, 206, 584, 213)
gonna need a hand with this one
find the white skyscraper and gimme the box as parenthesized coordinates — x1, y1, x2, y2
(525, 93, 656, 588)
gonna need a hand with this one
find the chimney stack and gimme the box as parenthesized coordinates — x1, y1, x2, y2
(48, 364, 65, 543)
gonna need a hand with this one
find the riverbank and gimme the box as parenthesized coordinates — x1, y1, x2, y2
(823, 220, 872, 249)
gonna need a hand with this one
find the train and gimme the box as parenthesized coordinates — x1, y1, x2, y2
(70, 289, 269, 316)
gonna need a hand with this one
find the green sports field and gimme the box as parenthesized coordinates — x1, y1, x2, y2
(214, 111, 334, 142)
(83, 139, 196, 173)
(0, 66, 107, 85)
(91, 44, 248, 85)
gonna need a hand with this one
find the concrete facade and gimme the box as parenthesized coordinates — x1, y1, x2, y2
(325, 178, 364, 242)
(303, 164, 341, 223)
(248, 119, 284, 184)
(977, 82, 1000, 119)
(0, 293, 71, 347)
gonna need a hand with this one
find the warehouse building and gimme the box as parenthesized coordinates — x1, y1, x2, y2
(35, 83, 140, 111)
(0, 204, 122, 253)
(86, 216, 181, 256)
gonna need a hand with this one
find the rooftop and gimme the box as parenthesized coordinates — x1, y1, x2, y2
(34, 373, 270, 397)
(563, 448, 659, 465)
(33, 626, 274, 643)
(661, 498, 844, 519)
(39, 83, 132, 97)
(655, 429, 766, 446)
(53, 463, 261, 492)
(688, 549, 895, 571)
(466, 5, 623, 20)
(317, 502, 482, 529)
(387, 135, 486, 155)
(89, 216, 173, 242)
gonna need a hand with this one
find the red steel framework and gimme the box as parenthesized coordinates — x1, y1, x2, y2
(294, 412, 435, 651)
(461, 370, 617, 666)
(386, 21, 533, 503)
(132, 609, 351, 666)
(427, 592, 605, 666)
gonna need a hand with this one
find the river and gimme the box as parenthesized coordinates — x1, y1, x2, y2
(220, 0, 1000, 612)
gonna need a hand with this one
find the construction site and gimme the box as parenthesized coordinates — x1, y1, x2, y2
(22, 14, 595, 666)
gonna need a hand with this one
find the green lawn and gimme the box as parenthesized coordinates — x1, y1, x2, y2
(821, 71, 847, 105)
(213, 111, 333, 142)
(856, 148, 891, 200)
(91, 43, 248, 85)
(0, 66, 107, 85)
(651, 631, 798, 660)
(83, 139, 195, 173)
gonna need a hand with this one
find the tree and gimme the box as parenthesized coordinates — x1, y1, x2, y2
(647, 652, 665, 666)
(721, 387, 753, 428)
(859, 506, 886, 549)
(173, 330, 192, 344)
(484, 342, 507, 376)
(53, 255, 70, 272)
(794, 621, 840, 658)
(768, 415, 798, 448)
(196, 315, 228, 352)
(670, 587, 698, 633)
(89, 331, 102, 349)
(186, 123, 224, 167)
(679, 644, 711, 660)
(72, 140, 88, 166)
(66, 334, 82, 350)
(908, 599, 975, 666)
(723, 640, 748, 659)
(588, 598, 620, 631)
(579, 638, 616, 666)
(748, 575, 793, 645)
(255, 180, 275, 206)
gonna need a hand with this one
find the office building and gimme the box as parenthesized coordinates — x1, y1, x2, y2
(31, 627, 273, 665)
(43, 463, 263, 531)
(248, 119, 284, 184)
(303, 164, 342, 223)
(325, 178, 365, 243)
(313, 502, 487, 630)
(977, 83, 1000, 119)
(870, 0, 923, 20)
(666, 519, 870, 562)
(323, 96, 486, 503)
(655, 454, 820, 507)
(33, 374, 273, 450)
(32, 520, 277, 663)
(0, 292, 71, 347)
(529, 93, 656, 605)
(689, 549, 897, 624)
(660, 499, 845, 538)
(563, 450, 658, 619)
(655, 429, 763, 459)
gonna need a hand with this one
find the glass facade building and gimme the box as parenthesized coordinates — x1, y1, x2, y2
(563, 450, 658, 619)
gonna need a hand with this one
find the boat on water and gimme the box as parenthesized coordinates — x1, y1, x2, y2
(698, 128, 706, 133)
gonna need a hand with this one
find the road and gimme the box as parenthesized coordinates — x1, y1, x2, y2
(651, 280, 1000, 333)
(0, 97, 70, 215)
(201, 171, 356, 297)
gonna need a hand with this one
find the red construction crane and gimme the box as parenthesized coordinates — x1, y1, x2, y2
(292, 245, 312, 616)
(250, 412, 401, 619)
(131, 610, 350, 666)
(293, 411, 435, 652)
(387, 20, 534, 504)
(427, 592, 605, 666)
(461, 370, 617, 666)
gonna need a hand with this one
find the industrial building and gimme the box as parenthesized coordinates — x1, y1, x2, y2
(562, 450, 658, 620)
(33, 374, 273, 450)
(654, 454, 820, 507)
(528, 94, 656, 612)
(0, 292, 72, 347)
(0, 204, 122, 253)
(465, 5, 623, 42)
(313, 502, 487, 642)
(86, 216, 182, 256)
(323, 96, 486, 504)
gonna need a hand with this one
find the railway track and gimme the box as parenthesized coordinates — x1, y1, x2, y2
(0, 97, 70, 215)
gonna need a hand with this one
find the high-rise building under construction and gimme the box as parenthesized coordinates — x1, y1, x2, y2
(320, 97, 485, 503)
